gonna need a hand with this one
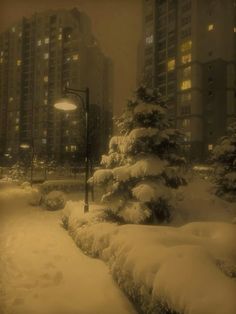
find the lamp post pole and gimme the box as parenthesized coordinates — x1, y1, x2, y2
(59, 86, 90, 213)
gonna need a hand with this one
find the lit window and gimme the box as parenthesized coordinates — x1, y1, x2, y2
(208, 144, 213, 151)
(181, 40, 192, 52)
(0, 51, 3, 56)
(44, 99, 48, 105)
(208, 24, 214, 31)
(44, 53, 49, 59)
(44, 37, 50, 44)
(71, 145, 77, 152)
(12, 27, 15, 33)
(66, 57, 71, 62)
(184, 132, 191, 142)
(68, 34, 71, 39)
(65, 130, 69, 135)
(0, 58, 3, 64)
(17, 60, 21, 66)
(15, 125, 19, 131)
(234, 27, 236, 33)
(72, 54, 79, 61)
(182, 54, 192, 64)
(146, 34, 153, 44)
(72, 121, 77, 125)
(43, 76, 48, 82)
(182, 119, 190, 127)
(43, 130, 47, 136)
(58, 34, 62, 40)
(65, 146, 69, 152)
(19, 32, 22, 38)
(37, 40, 42, 46)
(181, 80, 191, 90)
(15, 118, 19, 123)
(9, 97, 14, 102)
(42, 139, 47, 144)
(167, 59, 175, 71)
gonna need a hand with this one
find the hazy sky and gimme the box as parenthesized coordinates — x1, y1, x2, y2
(0, 0, 142, 116)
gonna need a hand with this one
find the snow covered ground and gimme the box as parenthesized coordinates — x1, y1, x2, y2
(62, 176, 236, 314)
(0, 186, 136, 314)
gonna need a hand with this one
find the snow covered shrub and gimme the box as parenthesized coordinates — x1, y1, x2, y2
(91, 87, 186, 223)
(8, 162, 26, 182)
(43, 191, 66, 211)
(28, 188, 42, 206)
(212, 122, 236, 201)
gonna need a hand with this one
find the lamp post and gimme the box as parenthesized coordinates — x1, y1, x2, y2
(54, 87, 90, 213)
(20, 143, 33, 185)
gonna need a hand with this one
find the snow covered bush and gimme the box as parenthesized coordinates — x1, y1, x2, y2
(43, 191, 66, 211)
(91, 87, 186, 223)
(212, 122, 236, 201)
(8, 162, 26, 182)
(63, 204, 236, 314)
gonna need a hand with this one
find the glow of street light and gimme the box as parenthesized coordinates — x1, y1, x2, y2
(20, 143, 30, 149)
(54, 98, 77, 111)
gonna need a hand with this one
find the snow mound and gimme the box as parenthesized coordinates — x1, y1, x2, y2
(62, 206, 236, 314)
(43, 191, 66, 211)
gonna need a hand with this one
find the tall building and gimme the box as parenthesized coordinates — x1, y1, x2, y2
(0, 8, 113, 164)
(140, 0, 236, 159)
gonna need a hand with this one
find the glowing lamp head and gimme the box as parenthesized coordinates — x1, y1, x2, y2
(20, 143, 30, 149)
(54, 98, 77, 111)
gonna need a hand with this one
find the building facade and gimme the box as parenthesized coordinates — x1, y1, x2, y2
(0, 8, 113, 165)
(140, 0, 236, 159)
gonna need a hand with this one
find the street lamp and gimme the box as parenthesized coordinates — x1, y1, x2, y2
(54, 87, 90, 213)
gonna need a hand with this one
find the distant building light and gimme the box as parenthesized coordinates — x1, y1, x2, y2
(183, 66, 191, 78)
(71, 145, 77, 152)
(19, 32, 22, 38)
(145, 34, 153, 45)
(44, 53, 49, 59)
(66, 57, 71, 61)
(167, 59, 175, 71)
(42, 138, 47, 144)
(181, 40, 192, 52)
(72, 121, 77, 125)
(15, 125, 19, 131)
(68, 34, 71, 39)
(37, 40, 42, 46)
(9, 97, 14, 102)
(44, 37, 50, 44)
(58, 34, 62, 40)
(72, 54, 79, 61)
(181, 80, 192, 90)
(12, 27, 15, 33)
(208, 24, 214, 31)
(17, 60, 21, 66)
(44, 99, 48, 105)
(65, 146, 69, 152)
(0, 51, 3, 56)
(43, 76, 48, 82)
(234, 27, 236, 33)
(0, 58, 3, 64)
(65, 130, 69, 135)
(43, 130, 47, 136)
(208, 144, 213, 151)
(182, 53, 192, 64)
(15, 118, 19, 123)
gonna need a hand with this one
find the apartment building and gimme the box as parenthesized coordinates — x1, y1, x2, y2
(0, 8, 113, 164)
(140, 0, 236, 159)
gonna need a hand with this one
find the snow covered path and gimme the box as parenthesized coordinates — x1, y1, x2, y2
(0, 190, 136, 314)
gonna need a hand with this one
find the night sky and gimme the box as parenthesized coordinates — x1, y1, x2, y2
(0, 0, 142, 116)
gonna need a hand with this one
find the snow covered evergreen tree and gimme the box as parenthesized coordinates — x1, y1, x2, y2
(211, 121, 236, 201)
(91, 87, 186, 223)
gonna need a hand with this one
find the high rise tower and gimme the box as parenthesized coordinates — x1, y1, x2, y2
(0, 8, 113, 164)
(140, 0, 236, 159)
